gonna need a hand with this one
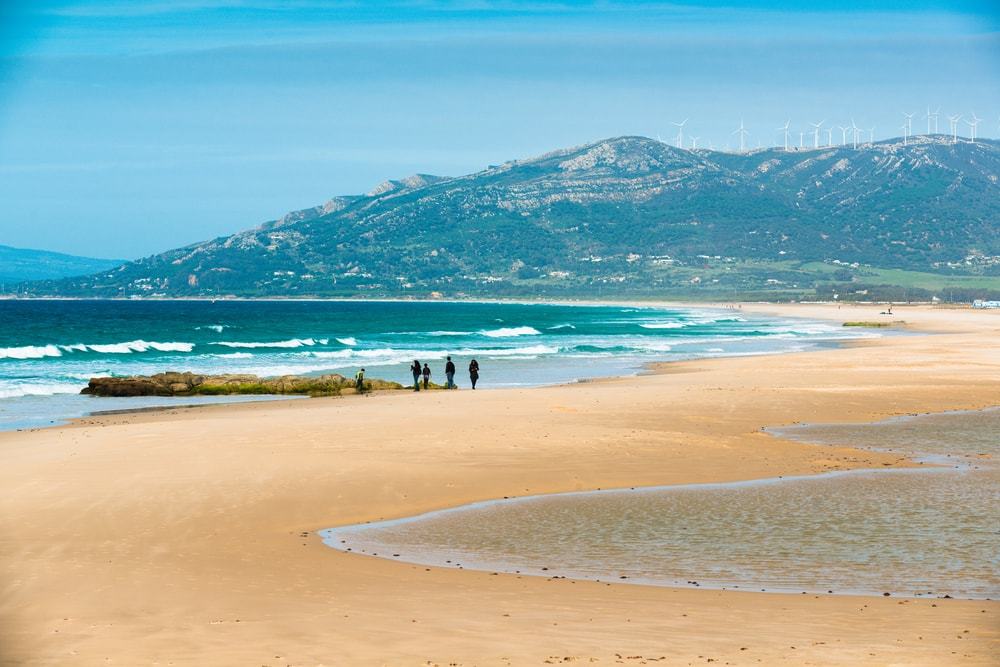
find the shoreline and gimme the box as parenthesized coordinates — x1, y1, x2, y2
(1, 302, 997, 665)
(1, 301, 886, 434)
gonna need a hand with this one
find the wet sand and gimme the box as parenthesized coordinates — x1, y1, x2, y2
(0, 303, 998, 665)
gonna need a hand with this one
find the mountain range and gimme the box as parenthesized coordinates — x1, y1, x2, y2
(0, 244, 126, 285)
(17, 135, 1000, 301)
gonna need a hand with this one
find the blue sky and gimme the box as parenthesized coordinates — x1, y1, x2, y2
(1, 1, 997, 259)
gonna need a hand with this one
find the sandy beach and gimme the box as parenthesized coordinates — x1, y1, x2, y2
(1, 302, 998, 666)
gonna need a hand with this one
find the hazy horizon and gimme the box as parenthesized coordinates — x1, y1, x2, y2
(1, 0, 997, 259)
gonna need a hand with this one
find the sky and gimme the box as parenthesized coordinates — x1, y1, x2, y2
(0, 0, 998, 259)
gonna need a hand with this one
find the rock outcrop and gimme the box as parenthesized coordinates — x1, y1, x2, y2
(81, 371, 402, 397)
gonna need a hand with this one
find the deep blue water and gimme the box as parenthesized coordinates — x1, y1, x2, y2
(0, 299, 876, 430)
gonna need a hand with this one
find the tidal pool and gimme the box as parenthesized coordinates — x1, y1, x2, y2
(321, 408, 1000, 599)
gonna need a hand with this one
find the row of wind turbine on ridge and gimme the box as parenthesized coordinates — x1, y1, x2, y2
(661, 110, 991, 153)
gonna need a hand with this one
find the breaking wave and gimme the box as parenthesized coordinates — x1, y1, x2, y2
(457, 345, 559, 357)
(214, 338, 323, 349)
(0, 381, 82, 398)
(0, 340, 194, 358)
(480, 326, 541, 338)
(639, 322, 691, 329)
(82, 340, 195, 354)
(0, 345, 64, 360)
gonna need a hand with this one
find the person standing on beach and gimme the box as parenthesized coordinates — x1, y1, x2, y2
(422, 362, 431, 389)
(468, 358, 480, 390)
(410, 359, 421, 391)
(445, 356, 456, 389)
(355, 368, 365, 394)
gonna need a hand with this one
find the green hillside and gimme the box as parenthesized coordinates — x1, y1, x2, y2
(21, 135, 1000, 301)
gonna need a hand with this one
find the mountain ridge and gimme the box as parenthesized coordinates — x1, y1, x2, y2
(17, 135, 1000, 301)
(0, 244, 127, 284)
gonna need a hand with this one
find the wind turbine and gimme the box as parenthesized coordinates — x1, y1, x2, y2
(924, 107, 942, 135)
(948, 114, 962, 143)
(966, 112, 981, 142)
(838, 125, 849, 146)
(903, 112, 914, 145)
(690, 136, 700, 150)
(799, 130, 805, 149)
(809, 120, 826, 148)
(850, 119, 860, 149)
(776, 120, 791, 151)
(825, 128, 834, 146)
(732, 118, 749, 153)
(672, 118, 688, 149)
(809, 120, 825, 148)
(868, 127, 875, 145)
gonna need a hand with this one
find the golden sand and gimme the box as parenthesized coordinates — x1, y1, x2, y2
(0, 303, 997, 665)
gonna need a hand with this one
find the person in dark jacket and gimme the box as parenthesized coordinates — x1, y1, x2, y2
(410, 359, 421, 391)
(422, 362, 431, 389)
(355, 368, 365, 393)
(468, 358, 480, 390)
(445, 356, 456, 389)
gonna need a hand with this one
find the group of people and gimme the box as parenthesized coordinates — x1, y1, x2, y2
(410, 356, 479, 391)
(353, 357, 481, 393)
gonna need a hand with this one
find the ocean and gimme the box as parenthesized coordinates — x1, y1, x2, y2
(0, 299, 875, 431)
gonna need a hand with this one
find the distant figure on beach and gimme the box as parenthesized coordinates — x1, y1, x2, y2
(469, 359, 480, 390)
(422, 363, 431, 389)
(355, 368, 365, 393)
(410, 359, 421, 391)
(445, 356, 456, 389)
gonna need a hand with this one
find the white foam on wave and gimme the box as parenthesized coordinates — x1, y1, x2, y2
(309, 349, 452, 366)
(457, 345, 558, 357)
(336, 337, 357, 346)
(215, 338, 318, 349)
(427, 331, 472, 337)
(480, 326, 541, 338)
(641, 314, 747, 329)
(547, 324, 576, 330)
(0, 381, 81, 398)
(196, 325, 227, 333)
(1, 339, 194, 358)
(637, 342, 673, 352)
(640, 322, 690, 329)
(0, 344, 63, 360)
(84, 340, 195, 354)
(215, 352, 254, 359)
(766, 324, 838, 335)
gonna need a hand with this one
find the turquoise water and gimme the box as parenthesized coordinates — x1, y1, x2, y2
(0, 299, 874, 430)
(321, 409, 1000, 599)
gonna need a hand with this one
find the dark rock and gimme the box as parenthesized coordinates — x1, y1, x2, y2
(81, 371, 401, 397)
